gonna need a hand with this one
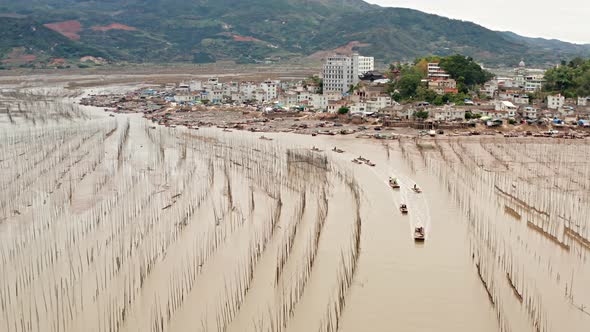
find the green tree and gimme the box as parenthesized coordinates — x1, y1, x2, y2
(433, 95, 445, 106)
(415, 86, 438, 103)
(438, 54, 494, 87)
(544, 57, 590, 96)
(395, 66, 423, 99)
(413, 110, 429, 120)
(338, 106, 350, 115)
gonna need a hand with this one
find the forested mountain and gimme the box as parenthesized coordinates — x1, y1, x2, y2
(1, 0, 589, 67)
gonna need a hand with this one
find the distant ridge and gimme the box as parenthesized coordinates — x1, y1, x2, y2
(0, 0, 588, 67)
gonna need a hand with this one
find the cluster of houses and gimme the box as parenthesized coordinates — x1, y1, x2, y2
(150, 55, 590, 127)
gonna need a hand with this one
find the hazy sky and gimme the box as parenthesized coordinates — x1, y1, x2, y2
(365, 0, 590, 44)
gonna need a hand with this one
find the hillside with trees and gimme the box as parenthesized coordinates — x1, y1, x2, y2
(543, 58, 590, 97)
(0, 0, 589, 67)
(387, 55, 492, 105)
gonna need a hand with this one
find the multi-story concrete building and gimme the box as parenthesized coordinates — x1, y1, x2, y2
(524, 75, 545, 92)
(427, 63, 450, 80)
(428, 79, 458, 95)
(357, 56, 374, 75)
(322, 54, 361, 95)
(259, 80, 279, 101)
(547, 94, 565, 110)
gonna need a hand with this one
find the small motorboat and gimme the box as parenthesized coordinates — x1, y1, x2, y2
(352, 158, 363, 164)
(109, 114, 115, 117)
(260, 135, 273, 141)
(332, 147, 345, 153)
(412, 185, 422, 193)
(223, 129, 232, 132)
(365, 160, 376, 167)
(414, 226, 425, 241)
(400, 204, 408, 214)
(311, 146, 321, 152)
(357, 156, 369, 162)
(389, 177, 400, 189)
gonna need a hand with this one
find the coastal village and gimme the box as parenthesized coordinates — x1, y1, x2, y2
(81, 54, 590, 139)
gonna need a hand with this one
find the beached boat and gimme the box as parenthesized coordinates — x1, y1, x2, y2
(332, 147, 345, 153)
(400, 204, 408, 214)
(414, 226, 425, 241)
(389, 177, 400, 189)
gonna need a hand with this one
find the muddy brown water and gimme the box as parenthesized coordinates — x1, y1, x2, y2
(0, 85, 588, 332)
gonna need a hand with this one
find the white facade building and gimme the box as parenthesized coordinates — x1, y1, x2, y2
(547, 94, 565, 110)
(432, 106, 466, 121)
(495, 101, 518, 118)
(322, 54, 361, 95)
(189, 80, 202, 91)
(259, 80, 279, 101)
(366, 96, 392, 113)
(524, 75, 545, 92)
(427, 63, 450, 80)
(357, 56, 375, 75)
(310, 94, 328, 110)
(513, 95, 530, 105)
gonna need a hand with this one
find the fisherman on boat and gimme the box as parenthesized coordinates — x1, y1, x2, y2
(400, 204, 408, 214)
(412, 184, 422, 193)
(389, 177, 400, 189)
(414, 226, 425, 241)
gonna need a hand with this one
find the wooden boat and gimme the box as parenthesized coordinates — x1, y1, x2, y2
(412, 185, 422, 193)
(311, 146, 321, 152)
(357, 156, 369, 162)
(332, 147, 345, 153)
(389, 177, 400, 189)
(352, 158, 363, 164)
(400, 204, 408, 214)
(414, 226, 425, 241)
(259, 135, 273, 141)
(311, 133, 318, 137)
(365, 161, 376, 167)
(223, 129, 232, 132)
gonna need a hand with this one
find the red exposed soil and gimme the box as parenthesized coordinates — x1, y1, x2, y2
(217, 32, 262, 42)
(2, 48, 37, 64)
(49, 58, 67, 66)
(232, 34, 262, 42)
(91, 23, 137, 32)
(44, 20, 82, 40)
(308, 41, 371, 59)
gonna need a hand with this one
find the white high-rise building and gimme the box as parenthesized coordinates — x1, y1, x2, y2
(322, 54, 362, 95)
(358, 56, 374, 75)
